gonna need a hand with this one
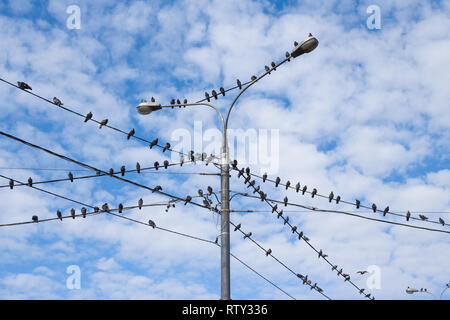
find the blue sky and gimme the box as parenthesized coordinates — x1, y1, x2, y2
(0, 0, 449, 299)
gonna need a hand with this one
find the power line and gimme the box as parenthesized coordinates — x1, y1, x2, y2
(232, 166, 376, 300)
(229, 165, 449, 228)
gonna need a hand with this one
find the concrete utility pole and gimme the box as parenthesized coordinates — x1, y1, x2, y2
(136, 33, 319, 300)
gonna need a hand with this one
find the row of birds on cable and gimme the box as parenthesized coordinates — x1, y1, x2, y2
(232, 162, 447, 227)
(234, 162, 375, 299)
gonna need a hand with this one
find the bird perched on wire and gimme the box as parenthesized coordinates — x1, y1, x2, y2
(260, 192, 267, 201)
(298, 231, 303, 240)
(262, 172, 267, 182)
(27, 177, 33, 187)
(81, 207, 87, 218)
(179, 156, 184, 167)
(98, 119, 108, 129)
(251, 75, 257, 81)
(234, 224, 241, 232)
(118, 203, 123, 214)
(127, 128, 135, 140)
(163, 142, 171, 152)
(236, 79, 242, 90)
(284, 196, 288, 206)
(120, 166, 126, 176)
(243, 232, 252, 239)
(57, 210, 62, 221)
(68, 172, 74, 182)
(154, 161, 159, 170)
(275, 177, 281, 187)
(291, 226, 297, 233)
(84, 112, 93, 122)
(102, 203, 110, 212)
(271, 61, 276, 70)
(383, 206, 389, 216)
(277, 210, 283, 219)
(205, 92, 210, 102)
(265, 248, 272, 256)
(264, 65, 271, 74)
(211, 90, 218, 99)
(136, 162, 141, 174)
(220, 87, 225, 96)
(328, 192, 334, 203)
(53, 97, 63, 106)
(356, 199, 360, 209)
(149, 138, 158, 149)
(372, 203, 377, 213)
(17, 81, 32, 90)
(138, 198, 143, 210)
(357, 270, 368, 275)
(9, 179, 14, 189)
(439, 217, 445, 226)
(163, 160, 169, 169)
(318, 250, 328, 259)
(71, 208, 76, 219)
(32, 215, 38, 222)
(285, 51, 291, 62)
(336, 195, 341, 204)
(311, 188, 317, 198)
(406, 210, 411, 221)
(285, 181, 291, 190)
(184, 195, 192, 205)
(148, 220, 156, 229)
(152, 185, 162, 193)
(302, 185, 307, 195)
(419, 214, 428, 221)
(283, 216, 290, 225)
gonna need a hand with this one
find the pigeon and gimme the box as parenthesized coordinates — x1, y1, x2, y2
(118, 203, 123, 214)
(237, 168, 244, 178)
(183, 98, 188, 106)
(283, 216, 289, 225)
(120, 166, 125, 176)
(212, 90, 218, 99)
(53, 97, 63, 106)
(343, 274, 351, 281)
(17, 81, 32, 90)
(284, 196, 288, 206)
(336, 195, 341, 204)
(337, 268, 343, 276)
(303, 236, 310, 241)
(245, 167, 250, 176)
(365, 293, 371, 299)
(102, 203, 110, 212)
(302, 275, 308, 285)
(243, 232, 252, 239)
(180, 156, 184, 167)
(94, 207, 100, 213)
(329, 192, 334, 203)
(277, 210, 283, 219)
(294, 41, 299, 46)
(32, 215, 38, 222)
(357, 270, 368, 275)
(198, 189, 204, 197)
(356, 199, 360, 209)
(152, 185, 162, 193)
(260, 192, 267, 202)
(98, 119, 108, 129)
(285, 51, 291, 61)
(265, 65, 271, 74)
(247, 180, 255, 189)
(136, 162, 141, 174)
(220, 87, 225, 96)
(163, 160, 169, 169)
(272, 204, 278, 213)
(57, 210, 62, 221)
(251, 75, 257, 81)
(310, 283, 317, 290)
(151, 97, 156, 102)
(184, 195, 192, 205)
(298, 231, 303, 240)
(372, 203, 377, 213)
(81, 207, 87, 218)
(295, 182, 300, 192)
(9, 179, 14, 190)
(234, 224, 241, 232)
(318, 250, 325, 259)
(68, 172, 74, 182)
(127, 128, 135, 140)
(205, 92, 210, 102)
(275, 177, 281, 187)
(439, 217, 445, 226)
(84, 112, 93, 122)
(237, 79, 242, 90)
(332, 265, 338, 271)
(291, 226, 297, 233)
(207, 186, 213, 196)
(148, 220, 156, 228)
(170, 99, 175, 105)
(189, 151, 195, 162)
(71, 208, 76, 219)
(383, 206, 389, 216)
(359, 288, 365, 294)
(27, 177, 33, 187)
(271, 61, 276, 70)
(149, 138, 158, 149)
(154, 161, 159, 170)
(302, 185, 307, 195)
(262, 173, 267, 182)
(231, 160, 238, 169)
(177, 99, 181, 105)
(311, 188, 317, 198)
(419, 214, 428, 221)
(215, 236, 219, 244)
(163, 142, 171, 152)
(285, 180, 291, 190)
(406, 210, 411, 221)
(138, 198, 143, 210)
(109, 168, 114, 176)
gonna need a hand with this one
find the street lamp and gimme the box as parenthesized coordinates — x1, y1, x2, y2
(136, 34, 318, 300)
(406, 284, 450, 299)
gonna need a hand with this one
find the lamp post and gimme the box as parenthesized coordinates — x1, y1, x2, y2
(136, 33, 318, 300)
(406, 283, 450, 300)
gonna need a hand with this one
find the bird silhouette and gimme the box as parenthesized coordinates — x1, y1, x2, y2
(303, 236, 310, 241)
(84, 112, 93, 122)
(120, 165, 125, 176)
(170, 99, 175, 105)
(9, 179, 14, 189)
(184, 196, 192, 205)
(383, 206, 389, 216)
(266, 249, 272, 256)
(57, 210, 62, 221)
(372, 203, 377, 213)
(234, 224, 241, 231)
(277, 210, 283, 219)
(149, 138, 158, 149)
(17, 81, 32, 90)
(262, 172, 267, 182)
(183, 98, 187, 106)
(32, 215, 38, 222)
(243, 232, 252, 239)
(163, 142, 171, 152)
(260, 192, 267, 201)
(220, 87, 225, 96)
(284, 196, 288, 206)
(271, 61, 276, 70)
(176, 99, 181, 105)
(272, 204, 278, 213)
(27, 177, 33, 187)
(298, 231, 304, 240)
(329, 191, 334, 203)
(138, 198, 143, 210)
(336, 195, 341, 204)
(264, 65, 271, 74)
(357, 270, 368, 275)
(71, 208, 76, 219)
(152, 185, 162, 193)
(180, 156, 185, 167)
(283, 216, 289, 225)
(419, 214, 428, 221)
(98, 119, 108, 129)
(68, 172, 74, 182)
(154, 161, 159, 170)
(102, 203, 110, 212)
(215, 236, 219, 244)
(53, 97, 63, 106)
(295, 182, 300, 192)
(205, 92, 210, 102)
(136, 162, 141, 174)
(439, 217, 445, 226)
(109, 168, 114, 176)
(406, 210, 411, 221)
(94, 207, 99, 213)
(118, 204, 123, 214)
(302, 185, 307, 195)
(285, 180, 291, 190)
(163, 160, 169, 169)
(81, 207, 87, 218)
(212, 90, 218, 99)
(291, 226, 297, 233)
(285, 51, 291, 61)
(148, 220, 156, 228)
(251, 75, 257, 81)
(356, 199, 360, 209)
(127, 128, 135, 140)
(237, 79, 242, 90)
(275, 177, 281, 187)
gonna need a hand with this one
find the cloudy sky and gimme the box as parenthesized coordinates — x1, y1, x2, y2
(0, 0, 449, 300)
